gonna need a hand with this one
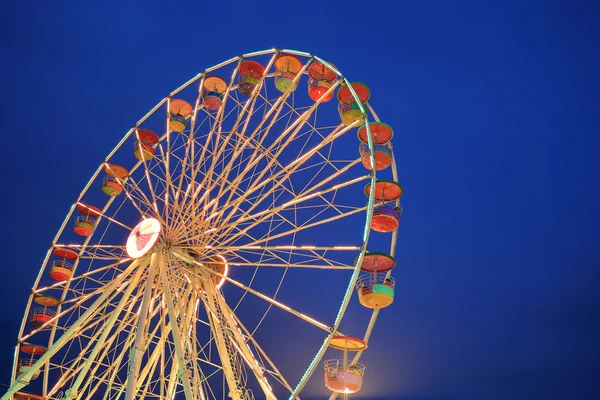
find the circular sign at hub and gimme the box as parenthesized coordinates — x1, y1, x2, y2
(126, 218, 161, 258)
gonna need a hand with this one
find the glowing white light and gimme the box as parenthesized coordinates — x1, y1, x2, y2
(215, 255, 229, 289)
(126, 218, 161, 258)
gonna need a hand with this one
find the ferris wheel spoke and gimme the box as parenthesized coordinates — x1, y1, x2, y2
(158, 252, 207, 400)
(195, 241, 300, 282)
(194, 143, 265, 226)
(153, 140, 174, 229)
(229, 310, 294, 394)
(33, 258, 129, 298)
(207, 173, 369, 242)
(189, 245, 361, 252)
(171, 143, 216, 235)
(182, 196, 289, 246)
(102, 310, 162, 397)
(62, 271, 137, 304)
(172, 75, 206, 206)
(50, 262, 145, 352)
(121, 180, 157, 220)
(212, 230, 362, 269)
(211, 291, 277, 399)
(79, 362, 117, 400)
(167, 146, 202, 232)
(203, 162, 284, 233)
(22, 277, 134, 342)
(199, 135, 292, 230)
(147, 161, 174, 213)
(68, 284, 142, 335)
(300, 158, 362, 197)
(183, 115, 215, 199)
(201, 291, 246, 399)
(76, 253, 126, 262)
(68, 244, 128, 261)
(175, 250, 334, 334)
(123, 323, 166, 400)
(52, 243, 127, 257)
(233, 120, 356, 212)
(289, 104, 343, 148)
(156, 129, 202, 220)
(223, 260, 353, 270)
(34, 263, 136, 324)
(204, 120, 358, 234)
(196, 90, 276, 221)
(235, 76, 342, 184)
(40, 303, 136, 395)
(164, 353, 180, 400)
(3, 257, 145, 399)
(203, 226, 302, 273)
(123, 252, 158, 400)
(198, 116, 298, 228)
(66, 297, 148, 400)
(170, 153, 246, 240)
(203, 185, 287, 245)
(187, 125, 258, 226)
(76, 202, 133, 231)
(197, 244, 357, 277)
(125, 160, 168, 199)
(170, 138, 273, 243)
(63, 260, 147, 398)
(101, 301, 166, 400)
(133, 129, 162, 216)
(158, 98, 182, 230)
(214, 205, 367, 252)
(103, 163, 152, 221)
(194, 73, 303, 220)
(191, 107, 232, 196)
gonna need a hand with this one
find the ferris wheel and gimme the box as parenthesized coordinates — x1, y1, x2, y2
(3, 49, 403, 400)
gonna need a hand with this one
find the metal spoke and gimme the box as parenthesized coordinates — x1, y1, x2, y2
(173, 250, 336, 334)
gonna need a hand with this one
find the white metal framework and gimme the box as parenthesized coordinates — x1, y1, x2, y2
(3, 49, 399, 400)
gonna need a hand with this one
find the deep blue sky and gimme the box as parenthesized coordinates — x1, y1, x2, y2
(1, 1, 599, 399)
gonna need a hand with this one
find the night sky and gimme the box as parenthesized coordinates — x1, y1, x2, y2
(1, 1, 599, 399)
